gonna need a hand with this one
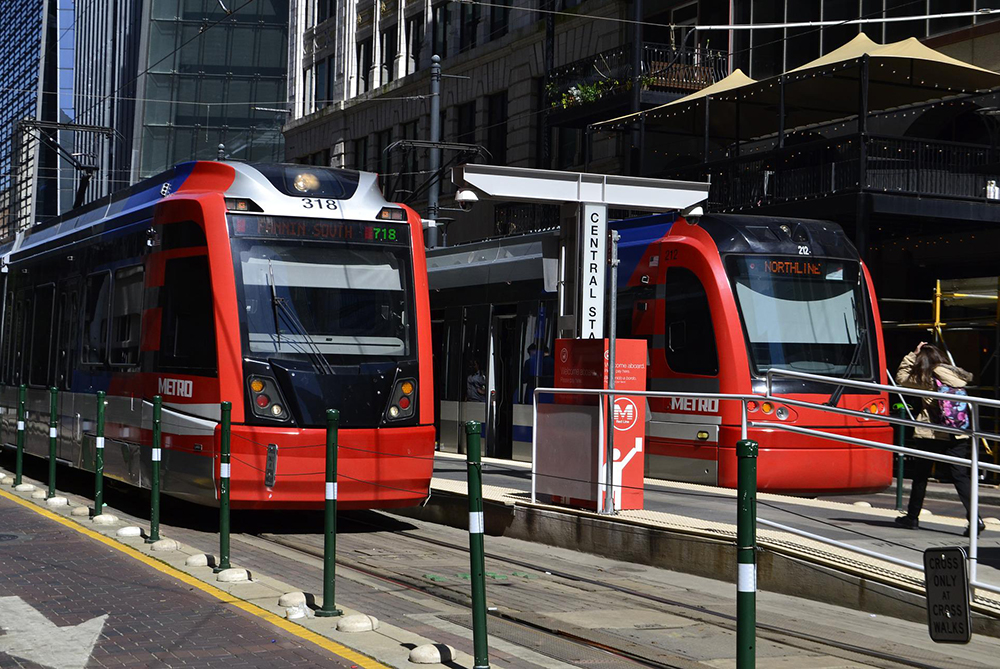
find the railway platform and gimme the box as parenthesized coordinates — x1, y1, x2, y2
(4, 455, 1000, 668)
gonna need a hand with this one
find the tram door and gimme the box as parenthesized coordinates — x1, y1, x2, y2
(486, 311, 517, 459)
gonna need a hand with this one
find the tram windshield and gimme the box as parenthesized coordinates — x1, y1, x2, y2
(230, 218, 413, 361)
(726, 256, 873, 378)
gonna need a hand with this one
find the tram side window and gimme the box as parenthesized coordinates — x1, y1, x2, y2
(160, 256, 216, 373)
(1, 291, 12, 383)
(663, 268, 719, 375)
(29, 285, 55, 386)
(56, 283, 79, 390)
(82, 272, 112, 365)
(12, 292, 30, 384)
(110, 266, 144, 366)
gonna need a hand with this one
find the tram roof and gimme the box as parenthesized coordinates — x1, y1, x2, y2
(7, 161, 388, 263)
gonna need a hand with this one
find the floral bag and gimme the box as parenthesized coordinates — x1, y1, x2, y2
(933, 378, 970, 430)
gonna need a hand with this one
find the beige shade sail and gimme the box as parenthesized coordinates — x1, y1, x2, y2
(593, 34, 1000, 142)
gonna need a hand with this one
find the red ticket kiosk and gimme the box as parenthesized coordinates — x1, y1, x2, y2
(534, 338, 646, 512)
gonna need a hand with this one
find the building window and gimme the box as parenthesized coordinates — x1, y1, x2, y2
(357, 38, 373, 93)
(382, 25, 398, 83)
(315, 58, 328, 108)
(459, 2, 480, 52)
(406, 13, 424, 74)
(486, 92, 507, 165)
(457, 101, 476, 145)
(432, 3, 449, 59)
(556, 127, 581, 170)
(354, 136, 369, 171)
(317, 0, 336, 24)
(488, 0, 509, 41)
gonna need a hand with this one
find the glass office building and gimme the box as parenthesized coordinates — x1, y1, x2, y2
(76, 0, 288, 198)
(0, 0, 74, 236)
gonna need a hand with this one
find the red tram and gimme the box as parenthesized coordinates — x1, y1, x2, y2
(0, 161, 434, 509)
(616, 213, 892, 493)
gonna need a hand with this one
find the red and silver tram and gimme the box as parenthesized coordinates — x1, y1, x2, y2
(616, 213, 892, 493)
(0, 161, 434, 509)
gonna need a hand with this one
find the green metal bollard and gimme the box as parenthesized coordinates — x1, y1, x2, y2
(14, 385, 25, 486)
(214, 401, 232, 573)
(93, 392, 106, 517)
(893, 403, 907, 512)
(465, 421, 490, 669)
(316, 409, 343, 617)
(47, 387, 58, 498)
(736, 439, 758, 669)
(147, 396, 162, 543)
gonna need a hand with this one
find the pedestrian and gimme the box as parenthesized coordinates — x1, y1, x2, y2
(894, 342, 985, 536)
(466, 360, 487, 402)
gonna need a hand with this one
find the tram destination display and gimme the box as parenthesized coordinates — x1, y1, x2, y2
(230, 215, 409, 244)
(923, 547, 971, 643)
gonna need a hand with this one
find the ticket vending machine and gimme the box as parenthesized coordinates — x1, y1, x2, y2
(534, 338, 647, 512)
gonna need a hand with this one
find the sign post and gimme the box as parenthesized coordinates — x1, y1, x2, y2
(923, 547, 971, 644)
(579, 203, 607, 339)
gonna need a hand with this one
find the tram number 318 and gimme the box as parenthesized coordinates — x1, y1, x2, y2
(301, 198, 339, 210)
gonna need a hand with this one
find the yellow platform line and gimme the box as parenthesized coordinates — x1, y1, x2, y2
(0, 487, 389, 669)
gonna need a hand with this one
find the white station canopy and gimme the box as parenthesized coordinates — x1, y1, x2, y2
(452, 164, 709, 212)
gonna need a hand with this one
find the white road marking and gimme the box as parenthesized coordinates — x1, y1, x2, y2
(0, 596, 106, 669)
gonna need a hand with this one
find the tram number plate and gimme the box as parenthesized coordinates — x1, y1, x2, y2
(923, 546, 971, 643)
(265, 443, 278, 488)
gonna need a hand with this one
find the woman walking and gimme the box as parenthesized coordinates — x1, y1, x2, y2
(894, 342, 984, 536)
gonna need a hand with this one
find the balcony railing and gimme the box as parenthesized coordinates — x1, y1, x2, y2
(670, 135, 1000, 211)
(545, 43, 728, 110)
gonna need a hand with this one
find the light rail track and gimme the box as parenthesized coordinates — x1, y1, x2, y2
(253, 512, 966, 669)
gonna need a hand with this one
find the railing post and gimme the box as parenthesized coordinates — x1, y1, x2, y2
(47, 387, 57, 498)
(736, 438, 758, 669)
(15, 384, 25, 486)
(316, 409, 343, 617)
(894, 403, 906, 512)
(93, 391, 106, 517)
(214, 401, 232, 573)
(465, 421, 491, 669)
(969, 404, 980, 585)
(147, 396, 162, 543)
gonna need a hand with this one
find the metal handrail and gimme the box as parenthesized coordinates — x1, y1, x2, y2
(765, 367, 990, 588)
(533, 378, 996, 595)
(766, 368, 1000, 410)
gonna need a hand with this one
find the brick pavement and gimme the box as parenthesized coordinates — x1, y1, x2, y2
(0, 495, 366, 669)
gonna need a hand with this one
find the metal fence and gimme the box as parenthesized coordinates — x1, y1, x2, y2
(673, 134, 1000, 211)
(531, 374, 1000, 597)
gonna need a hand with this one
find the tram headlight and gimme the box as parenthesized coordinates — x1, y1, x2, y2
(401, 381, 414, 395)
(761, 401, 774, 414)
(270, 404, 284, 417)
(292, 171, 321, 192)
(388, 405, 400, 418)
(776, 407, 789, 420)
(250, 378, 265, 393)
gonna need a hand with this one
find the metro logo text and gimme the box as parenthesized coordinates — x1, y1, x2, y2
(670, 397, 719, 413)
(158, 378, 193, 398)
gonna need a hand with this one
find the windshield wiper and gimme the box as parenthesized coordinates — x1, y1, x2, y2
(826, 300, 867, 407)
(265, 260, 333, 376)
(267, 260, 281, 349)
